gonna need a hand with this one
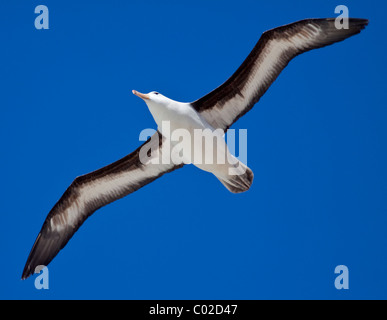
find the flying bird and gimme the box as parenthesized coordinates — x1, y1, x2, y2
(22, 18, 368, 279)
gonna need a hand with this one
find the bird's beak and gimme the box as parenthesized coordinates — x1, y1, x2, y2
(132, 90, 150, 100)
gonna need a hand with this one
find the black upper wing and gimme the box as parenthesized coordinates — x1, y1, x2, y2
(22, 132, 183, 279)
(192, 18, 368, 130)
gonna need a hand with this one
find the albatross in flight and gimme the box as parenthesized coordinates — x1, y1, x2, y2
(22, 18, 368, 279)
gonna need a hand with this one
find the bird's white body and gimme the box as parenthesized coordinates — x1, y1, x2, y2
(143, 92, 245, 179)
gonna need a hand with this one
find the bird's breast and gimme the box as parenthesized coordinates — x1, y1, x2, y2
(149, 102, 210, 137)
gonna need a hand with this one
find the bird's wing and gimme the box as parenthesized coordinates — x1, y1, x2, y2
(22, 131, 182, 279)
(191, 18, 368, 130)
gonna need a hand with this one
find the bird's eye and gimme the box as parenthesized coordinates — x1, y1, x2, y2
(154, 92, 159, 95)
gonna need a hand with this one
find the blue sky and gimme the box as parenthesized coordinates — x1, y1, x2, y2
(1, 0, 385, 299)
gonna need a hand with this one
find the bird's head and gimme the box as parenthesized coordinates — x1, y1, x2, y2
(132, 90, 170, 107)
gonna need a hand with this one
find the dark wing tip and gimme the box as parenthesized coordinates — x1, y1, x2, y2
(352, 18, 369, 25)
(324, 17, 368, 23)
(317, 17, 369, 36)
(333, 17, 369, 27)
(349, 18, 369, 31)
(293, 18, 369, 52)
(21, 228, 67, 280)
(21, 233, 41, 280)
(21, 264, 34, 280)
(22, 233, 50, 280)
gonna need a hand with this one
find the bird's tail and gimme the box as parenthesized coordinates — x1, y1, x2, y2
(215, 161, 254, 193)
